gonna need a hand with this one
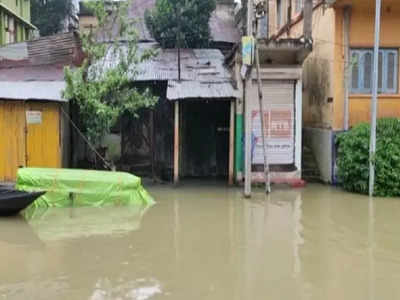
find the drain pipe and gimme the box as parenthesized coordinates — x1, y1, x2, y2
(343, 6, 351, 131)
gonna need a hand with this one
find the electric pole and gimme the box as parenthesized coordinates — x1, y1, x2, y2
(369, 0, 382, 197)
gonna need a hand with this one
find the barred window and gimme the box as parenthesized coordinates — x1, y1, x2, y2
(350, 49, 398, 94)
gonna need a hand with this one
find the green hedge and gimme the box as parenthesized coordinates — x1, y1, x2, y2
(336, 118, 400, 197)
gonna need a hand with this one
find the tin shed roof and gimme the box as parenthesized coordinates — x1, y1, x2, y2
(94, 43, 239, 100)
(167, 80, 239, 100)
(0, 82, 66, 102)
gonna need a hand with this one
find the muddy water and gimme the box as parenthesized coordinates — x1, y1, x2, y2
(0, 183, 400, 300)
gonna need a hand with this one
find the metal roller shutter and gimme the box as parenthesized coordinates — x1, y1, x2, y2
(249, 80, 295, 165)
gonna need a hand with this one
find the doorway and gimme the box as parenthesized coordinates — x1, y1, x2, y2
(181, 100, 230, 179)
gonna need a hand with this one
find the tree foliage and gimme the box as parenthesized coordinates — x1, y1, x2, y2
(336, 118, 400, 197)
(145, 0, 216, 48)
(63, 0, 157, 144)
(31, 0, 74, 36)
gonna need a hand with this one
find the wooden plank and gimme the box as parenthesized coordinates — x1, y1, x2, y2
(174, 101, 180, 184)
(229, 100, 235, 185)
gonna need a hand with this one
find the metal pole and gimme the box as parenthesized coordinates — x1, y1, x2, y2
(244, 0, 253, 198)
(255, 27, 270, 194)
(369, 0, 382, 197)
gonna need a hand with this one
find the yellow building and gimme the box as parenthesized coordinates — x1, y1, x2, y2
(0, 32, 82, 182)
(268, 0, 399, 182)
(0, 82, 70, 182)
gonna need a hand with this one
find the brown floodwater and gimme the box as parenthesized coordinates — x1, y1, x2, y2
(0, 182, 400, 300)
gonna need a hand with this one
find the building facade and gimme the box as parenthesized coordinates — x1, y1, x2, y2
(272, 0, 400, 183)
(231, 0, 312, 190)
(0, 0, 35, 45)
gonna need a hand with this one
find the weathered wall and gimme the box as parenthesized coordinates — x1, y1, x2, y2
(301, 6, 335, 129)
(269, 4, 336, 129)
(303, 127, 333, 183)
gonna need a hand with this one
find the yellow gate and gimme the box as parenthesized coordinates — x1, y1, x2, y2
(0, 101, 27, 182)
(26, 102, 61, 168)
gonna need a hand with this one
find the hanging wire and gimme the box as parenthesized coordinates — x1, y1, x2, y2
(60, 106, 113, 171)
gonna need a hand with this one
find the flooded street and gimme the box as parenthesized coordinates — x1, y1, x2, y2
(1, 183, 400, 300)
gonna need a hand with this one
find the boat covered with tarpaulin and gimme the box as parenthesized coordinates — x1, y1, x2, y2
(16, 168, 154, 208)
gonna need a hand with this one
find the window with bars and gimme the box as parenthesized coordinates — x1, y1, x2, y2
(350, 49, 398, 94)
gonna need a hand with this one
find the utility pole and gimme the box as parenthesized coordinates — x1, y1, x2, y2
(177, 6, 182, 81)
(369, 0, 382, 197)
(244, 0, 253, 198)
(303, 0, 312, 40)
(254, 1, 270, 193)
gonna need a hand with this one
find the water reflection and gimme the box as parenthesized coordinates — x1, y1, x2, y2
(0, 183, 399, 300)
(24, 205, 151, 241)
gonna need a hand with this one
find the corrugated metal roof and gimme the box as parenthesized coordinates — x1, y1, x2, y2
(0, 32, 82, 68)
(167, 80, 240, 100)
(0, 65, 66, 81)
(0, 82, 67, 102)
(93, 43, 238, 100)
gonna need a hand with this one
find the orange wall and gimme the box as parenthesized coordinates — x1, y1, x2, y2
(334, 3, 400, 130)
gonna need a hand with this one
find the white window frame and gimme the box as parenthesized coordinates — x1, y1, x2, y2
(350, 48, 398, 94)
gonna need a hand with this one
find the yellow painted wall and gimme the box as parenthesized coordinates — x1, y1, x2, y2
(0, 101, 26, 182)
(26, 102, 61, 168)
(0, 101, 62, 181)
(334, 2, 400, 130)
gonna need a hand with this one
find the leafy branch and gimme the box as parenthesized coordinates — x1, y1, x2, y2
(63, 0, 158, 144)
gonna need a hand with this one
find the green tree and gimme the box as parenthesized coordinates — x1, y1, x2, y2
(63, 0, 157, 145)
(31, 0, 74, 36)
(145, 0, 216, 48)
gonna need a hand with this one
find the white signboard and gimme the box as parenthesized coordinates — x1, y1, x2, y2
(26, 111, 42, 124)
(251, 105, 294, 165)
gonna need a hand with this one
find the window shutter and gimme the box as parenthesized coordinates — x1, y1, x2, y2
(350, 48, 397, 94)
(351, 51, 360, 92)
(363, 52, 372, 91)
(378, 51, 383, 91)
(386, 51, 397, 93)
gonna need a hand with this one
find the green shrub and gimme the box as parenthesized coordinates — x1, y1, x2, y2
(336, 118, 400, 197)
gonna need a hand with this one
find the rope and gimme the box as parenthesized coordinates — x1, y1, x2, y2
(60, 107, 113, 170)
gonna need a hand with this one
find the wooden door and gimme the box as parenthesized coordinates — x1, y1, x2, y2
(0, 101, 26, 181)
(26, 102, 61, 168)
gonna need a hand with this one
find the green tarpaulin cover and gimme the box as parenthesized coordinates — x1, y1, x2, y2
(16, 168, 154, 208)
